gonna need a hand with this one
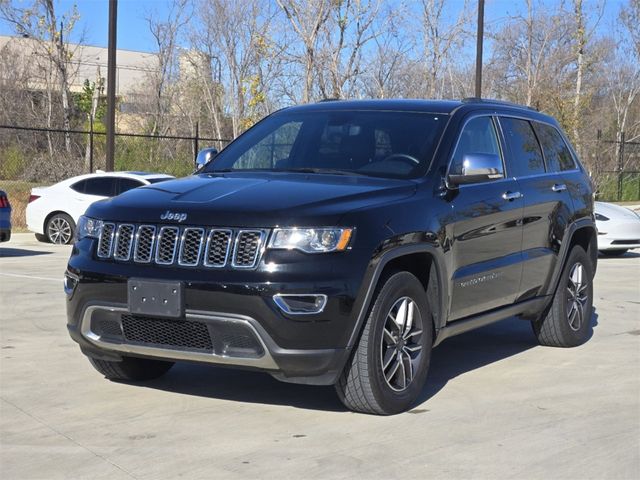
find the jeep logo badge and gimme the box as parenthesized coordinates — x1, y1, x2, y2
(160, 210, 188, 223)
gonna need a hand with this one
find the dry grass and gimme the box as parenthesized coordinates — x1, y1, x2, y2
(1, 180, 46, 230)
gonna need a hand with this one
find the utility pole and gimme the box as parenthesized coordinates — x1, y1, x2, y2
(105, 0, 118, 171)
(475, 0, 485, 98)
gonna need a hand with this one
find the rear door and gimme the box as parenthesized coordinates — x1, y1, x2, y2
(498, 117, 574, 301)
(446, 115, 525, 321)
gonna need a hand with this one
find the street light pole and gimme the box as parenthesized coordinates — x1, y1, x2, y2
(105, 0, 118, 171)
(475, 0, 485, 98)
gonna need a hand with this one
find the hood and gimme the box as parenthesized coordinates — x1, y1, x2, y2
(86, 172, 417, 227)
(595, 202, 640, 221)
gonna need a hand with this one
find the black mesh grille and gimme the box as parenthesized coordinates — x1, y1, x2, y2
(179, 228, 204, 266)
(233, 231, 262, 267)
(114, 224, 135, 261)
(93, 319, 123, 338)
(134, 225, 156, 262)
(121, 314, 213, 352)
(97, 223, 115, 258)
(204, 230, 232, 267)
(156, 227, 179, 264)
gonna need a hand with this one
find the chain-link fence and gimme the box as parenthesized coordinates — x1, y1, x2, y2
(0, 125, 229, 229)
(587, 131, 640, 202)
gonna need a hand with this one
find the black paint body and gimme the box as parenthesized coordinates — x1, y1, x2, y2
(66, 99, 596, 385)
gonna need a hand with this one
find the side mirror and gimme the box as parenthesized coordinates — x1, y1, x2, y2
(196, 147, 218, 169)
(447, 153, 503, 186)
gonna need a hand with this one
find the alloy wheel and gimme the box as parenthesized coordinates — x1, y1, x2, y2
(566, 262, 588, 332)
(48, 217, 72, 244)
(380, 296, 424, 392)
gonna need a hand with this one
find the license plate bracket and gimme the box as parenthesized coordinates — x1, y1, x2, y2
(128, 279, 183, 318)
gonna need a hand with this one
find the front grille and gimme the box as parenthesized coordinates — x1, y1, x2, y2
(113, 224, 134, 261)
(121, 314, 214, 352)
(233, 230, 264, 268)
(96, 223, 267, 269)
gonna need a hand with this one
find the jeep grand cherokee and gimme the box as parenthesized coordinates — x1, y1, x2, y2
(65, 99, 597, 414)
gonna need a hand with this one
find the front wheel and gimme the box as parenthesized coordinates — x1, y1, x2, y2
(336, 271, 433, 415)
(45, 213, 75, 244)
(533, 246, 594, 347)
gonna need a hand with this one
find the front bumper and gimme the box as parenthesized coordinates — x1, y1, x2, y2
(66, 238, 371, 385)
(597, 220, 640, 250)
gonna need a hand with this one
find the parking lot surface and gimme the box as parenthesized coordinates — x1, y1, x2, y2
(1, 233, 639, 479)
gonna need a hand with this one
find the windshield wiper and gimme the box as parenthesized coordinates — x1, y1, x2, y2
(276, 167, 368, 177)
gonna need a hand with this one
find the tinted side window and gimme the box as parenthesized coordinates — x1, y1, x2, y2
(70, 179, 88, 193)
(83, 177, 116, 197)
(533, 123, 576, 172)
(450, 116, 503, 177)
(116, 178, 144, 195)
(500, 117, 545, 177)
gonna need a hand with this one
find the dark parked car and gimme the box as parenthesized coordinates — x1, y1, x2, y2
(0, 189, 11, 242)
(66, 99, 597, 414)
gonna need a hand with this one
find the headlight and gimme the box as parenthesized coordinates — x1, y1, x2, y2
(76, 215, 103, 240)
(595, 213, 609, 221)
(269, 227, 353, 253)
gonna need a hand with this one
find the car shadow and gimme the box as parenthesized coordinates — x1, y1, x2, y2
(139, 309, 599, 413)
(599, 251, 640, 259)
(0, 247, 52, 258)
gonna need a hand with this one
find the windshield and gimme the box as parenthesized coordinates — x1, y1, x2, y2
(203, 110, 447, 179)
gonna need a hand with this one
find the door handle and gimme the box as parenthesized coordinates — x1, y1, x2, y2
(551, 183, 567, 192)
(502, 191, 523, 201)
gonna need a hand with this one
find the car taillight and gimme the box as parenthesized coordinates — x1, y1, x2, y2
(0, 195, 9, 208)
(28, 194, 40, 203)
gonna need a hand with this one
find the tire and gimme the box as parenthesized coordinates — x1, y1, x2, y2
(45, 213, 75, 245)
(533, 246, 594, 347)
(89, 356, 174, 381)
(336, 271, 433, 415)
(35, 233, 49, 243)
(599, 249, 628, 257)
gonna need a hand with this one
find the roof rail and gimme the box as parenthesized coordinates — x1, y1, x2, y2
(318, 98, 341, 102)
(461, 97, 538, 111)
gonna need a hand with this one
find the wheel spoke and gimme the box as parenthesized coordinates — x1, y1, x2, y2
(397, 351, 407, 389)
(402, 351, 413, 384)
(382, 349, 395, 371)
(395, 299, 408, 330)
(404, 300, 414, 335)
(404, 344, 422, 354)
(386, 354, 401, 381)
(383, 327, 395, 345)
(404, 328, 422, 340)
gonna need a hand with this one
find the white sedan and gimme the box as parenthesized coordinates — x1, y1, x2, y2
(595, 201, 640, 256)
(27, 171, 173, 244)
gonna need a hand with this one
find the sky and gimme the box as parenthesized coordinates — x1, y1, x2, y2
(0, 0, 627, 54)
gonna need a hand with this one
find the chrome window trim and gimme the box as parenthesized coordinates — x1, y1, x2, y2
(155, 226, 180, 265)
(177, 227, 206, 267)
(113, 224, 135, 261)
(232, 230, 266, 269)
(80, 305, 278, 369)
(96, 222, 116, 258)
(203, 229, 233, 268)
(133, 225, 156, 263)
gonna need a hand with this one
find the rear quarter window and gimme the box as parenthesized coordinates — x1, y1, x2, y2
(533, 122, 576, 172)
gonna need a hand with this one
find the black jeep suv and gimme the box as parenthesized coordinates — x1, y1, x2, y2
(66, 99, 597, 414)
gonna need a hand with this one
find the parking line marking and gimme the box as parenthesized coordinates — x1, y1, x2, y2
(0, 272, 62, 282)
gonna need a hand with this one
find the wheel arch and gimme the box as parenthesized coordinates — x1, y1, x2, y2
(346, 244, 449, 349)
(43, 210, 74, 232)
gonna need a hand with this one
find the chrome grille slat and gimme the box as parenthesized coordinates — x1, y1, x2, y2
(134, 225, 156, 263)
(97, 223, 116, 258)
(233, 230, 265, 268)
(155, 226, 180, 265)
(204, 229, 232, 267)
(96, 224, 266, 269)
(113, 224, 135, 261)
(178, 228, 205, 266)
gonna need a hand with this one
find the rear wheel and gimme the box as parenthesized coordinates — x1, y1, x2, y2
(89, 356, 174, 381)
(45, 213, 75, 244)
(599, 249, 628, 257)
(533, 246, 593, 347)
(336, 272, 433, 415)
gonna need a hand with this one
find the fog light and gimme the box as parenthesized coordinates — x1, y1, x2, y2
(273, 294, 327, 315)
(63, 272, 78, 296)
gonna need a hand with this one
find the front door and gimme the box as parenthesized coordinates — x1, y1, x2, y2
(445, 115, 525, 321)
